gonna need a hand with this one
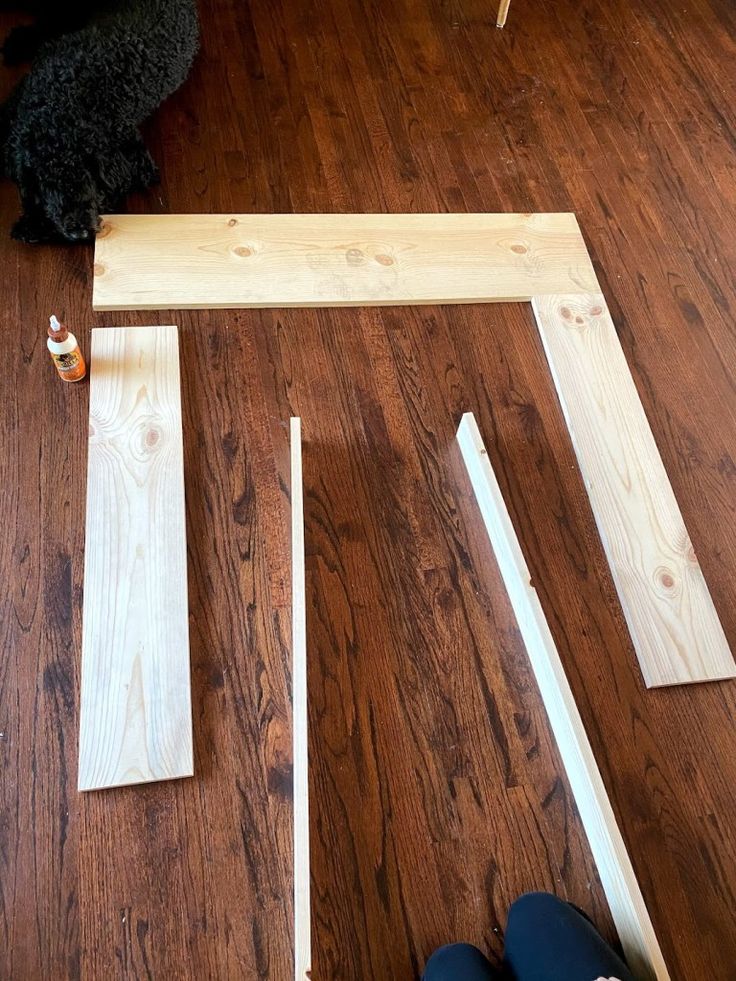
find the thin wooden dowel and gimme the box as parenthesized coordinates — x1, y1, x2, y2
(291, 418, 311, 981)
(457, 412, 670, 981)
(497, 0, 511, 28)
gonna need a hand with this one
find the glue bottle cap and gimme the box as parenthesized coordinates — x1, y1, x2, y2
(48, 315, 69, 342)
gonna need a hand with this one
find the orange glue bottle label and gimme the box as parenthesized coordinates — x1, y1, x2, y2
(51, 348, 86, 382)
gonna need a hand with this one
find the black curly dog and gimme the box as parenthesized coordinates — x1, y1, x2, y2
(0, 0, 198, 242)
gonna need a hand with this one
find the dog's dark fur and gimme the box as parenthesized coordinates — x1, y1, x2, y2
(0, 0, 199, 242)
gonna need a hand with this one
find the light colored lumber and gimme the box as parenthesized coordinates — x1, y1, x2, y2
(532, 293, 734, 688)
(92, 213, 599, 311)
(457, 412, 669, 981)
(291, 418, 311, 981)
(497, 0, 511, 28)
(78, 325, 192, 792)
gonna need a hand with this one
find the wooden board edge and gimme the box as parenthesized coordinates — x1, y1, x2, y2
(291, 417, 311, 981)
(163, 323, 195, 786)
(456, 412, 670, 981)
(93, 294, 566, 313)
(97, 211, 585, 226)
(78, 768, 195, 794)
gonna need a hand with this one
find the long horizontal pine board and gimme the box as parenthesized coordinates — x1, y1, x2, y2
(93, 213, 599, 310)
(457, 412, 669, 981)
(532, 294, 734, 687)
(79, 325, 193, 791)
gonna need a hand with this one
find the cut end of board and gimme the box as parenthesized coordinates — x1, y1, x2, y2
(79, 766, 194, 794)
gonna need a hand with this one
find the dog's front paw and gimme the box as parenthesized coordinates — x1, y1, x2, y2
(11, 206, 96, 243)
(11, 212, 59, 244)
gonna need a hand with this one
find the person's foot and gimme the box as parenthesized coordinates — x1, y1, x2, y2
(503, 893, 635, 981)
(423, 942, 501, 980)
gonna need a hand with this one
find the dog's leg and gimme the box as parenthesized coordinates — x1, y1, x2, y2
(121, 131, 160, 190)
(11, 207, 61, 244)
(96, 133, 159, 205)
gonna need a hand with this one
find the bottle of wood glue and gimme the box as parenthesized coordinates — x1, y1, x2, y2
(47, 315, 86, 382)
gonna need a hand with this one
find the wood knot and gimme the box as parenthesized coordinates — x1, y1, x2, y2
(145, 428, 161, 448)
(560, 306, 572, 320)
(659, 571, 675, 590)
(375, 253, 394, 266)
(590, 305, 603, 316)
(510, 243, 528, 254)
(227, 218, 238, 227)
(234, 245, 253, 257)
(96, 222, 112, 239)
(93, 262, 105, 276)
(346, 248, 365, 266)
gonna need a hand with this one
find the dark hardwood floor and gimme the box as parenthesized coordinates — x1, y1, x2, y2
(2, 0, 736, 977)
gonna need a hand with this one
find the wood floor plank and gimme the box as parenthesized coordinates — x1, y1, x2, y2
(290, 417, 311, 981)
(78, 325, 192, 791)
(92, 212, 599, 311)
(532, 294, 735, 687)
(457, 411, 669, 981)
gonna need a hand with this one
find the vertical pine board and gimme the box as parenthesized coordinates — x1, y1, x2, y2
(457, 413, 669, 981)
(532, 294, 735, 688)
(291, 418, 311, 980)
(78, 325, 192, 791)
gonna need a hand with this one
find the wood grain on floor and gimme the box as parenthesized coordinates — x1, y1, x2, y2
(1, 0, 735, 977)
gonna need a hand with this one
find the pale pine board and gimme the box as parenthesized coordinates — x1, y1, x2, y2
(92, 213, 599, 310)
(457, 413, 670, 981)
(291, 418, 311, 981)
(79, 325, 192, 791)
(532, 294, 734, 688)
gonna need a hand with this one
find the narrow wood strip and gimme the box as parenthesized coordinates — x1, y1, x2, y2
(532, 294, 734, 687)
(457, 412, 669, 981)
(92, 213, 599, 310)
(291, 418, 311, 980)
(497, 0, 511, 28)
(79, 325, 192, 791)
